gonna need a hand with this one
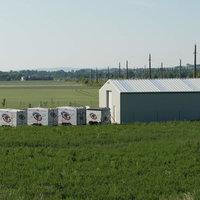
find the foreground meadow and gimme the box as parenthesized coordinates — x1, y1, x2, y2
(0, 121, 200, 199)
(0, 81, 99, 109)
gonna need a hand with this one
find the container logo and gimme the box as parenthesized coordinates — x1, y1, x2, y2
(32, 112, 42, 121)
(89, 113, 97, 120)
(19, 114, 25, 120)
(2, 114, 11, 123)
(61, 111, 71, 120)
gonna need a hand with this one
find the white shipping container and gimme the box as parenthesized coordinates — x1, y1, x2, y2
(27, 108, 58, 126)
(56, 106, 86, 125)
(86, 107, 111, 125)
(0, 109, 27, 127)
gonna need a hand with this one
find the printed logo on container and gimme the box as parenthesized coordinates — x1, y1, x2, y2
(61, 111, 71, 120)
(89, 113, 97, 120)
(2, 114, 11, 123)
(32, 112, 42, 121)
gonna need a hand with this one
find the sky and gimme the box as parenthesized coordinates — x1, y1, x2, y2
(0, 0, 200, 71)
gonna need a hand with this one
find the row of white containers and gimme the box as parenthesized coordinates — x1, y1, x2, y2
(0, 107, 111, 127)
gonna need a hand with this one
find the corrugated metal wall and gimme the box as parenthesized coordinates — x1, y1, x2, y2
(121, 92, 200, 123)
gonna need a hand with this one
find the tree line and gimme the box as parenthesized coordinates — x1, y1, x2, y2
(0, 64, 200, 81)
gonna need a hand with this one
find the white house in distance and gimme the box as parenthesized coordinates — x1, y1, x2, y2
(99, 79, 200, 124)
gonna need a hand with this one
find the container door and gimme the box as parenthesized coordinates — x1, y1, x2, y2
(80, 109, 86, 125)
(49, 109, 58, 126)
(17, 111, 27, 126)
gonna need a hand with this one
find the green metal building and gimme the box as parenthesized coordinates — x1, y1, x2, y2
(99, 79, 200, 124)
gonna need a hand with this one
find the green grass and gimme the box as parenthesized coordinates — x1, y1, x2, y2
(0, 121, 200, 199)
(0, 81, 99, 109)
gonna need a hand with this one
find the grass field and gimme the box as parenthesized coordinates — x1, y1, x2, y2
(0, 121, 200, 199)
(0, 81, 99, 109)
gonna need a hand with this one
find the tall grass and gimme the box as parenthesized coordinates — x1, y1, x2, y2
(0, 121, 200, 199)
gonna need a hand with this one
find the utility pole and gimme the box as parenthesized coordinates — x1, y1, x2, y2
(144, 65, 147, 79)
(118, 62, 121, 79)
(149, 54, 152, 79)
(114, 68, 117, 79)
(194, 44, 197, 78)
(161, 62, 163, 79)
(126, 60, 129, 79)
(179, 59, 182, 79)
(96, 68, 98, 82)
(107, 66, 110, 79)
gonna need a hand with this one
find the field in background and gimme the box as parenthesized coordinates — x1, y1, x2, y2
(0, 81, 99, 109)
(0, 121, 200, 199)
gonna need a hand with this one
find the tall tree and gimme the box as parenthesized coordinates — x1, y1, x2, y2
(90, 69, 93, 81)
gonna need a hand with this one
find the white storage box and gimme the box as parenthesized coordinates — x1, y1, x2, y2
(56, 106, 86, 125)
(27, 108, 58, 126)
(86, 107, 111, 125)
(0, 109, 27, 127)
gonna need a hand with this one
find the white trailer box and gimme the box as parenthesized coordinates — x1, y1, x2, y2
(56, 106, 86, 125)
(27, 108, 58, 126)
(0, 109, 27, 127)
(86, 107, 111, 125)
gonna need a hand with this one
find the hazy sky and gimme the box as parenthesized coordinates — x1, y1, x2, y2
(0, 0, 200, 71)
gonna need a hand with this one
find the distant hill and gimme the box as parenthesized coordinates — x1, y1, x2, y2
(36, 67, 80, 72)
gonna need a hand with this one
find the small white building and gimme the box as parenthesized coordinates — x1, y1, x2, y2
(99, 79, 200, 124)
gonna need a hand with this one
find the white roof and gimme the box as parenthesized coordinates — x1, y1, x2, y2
(108, 79, 200, 93)
(0, 109, 24, 112)
(28, 107, 53, 110)
(56, 106, 84, 109)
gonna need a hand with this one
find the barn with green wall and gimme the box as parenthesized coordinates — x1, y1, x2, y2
(99, 79, 200, 124)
